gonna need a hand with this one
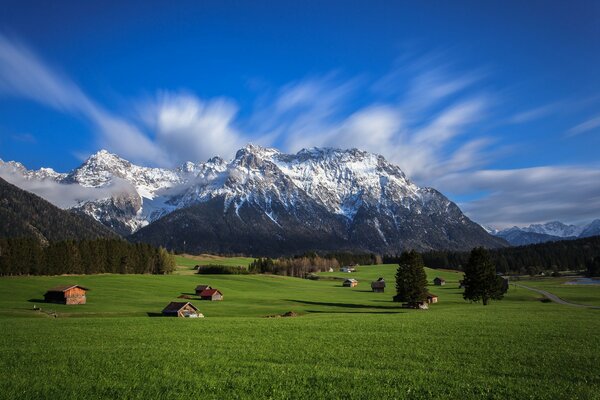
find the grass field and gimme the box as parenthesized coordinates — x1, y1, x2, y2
(0, 260, 598, 399)
(514, 276, 600, 307)
(174, 254, 255, 275)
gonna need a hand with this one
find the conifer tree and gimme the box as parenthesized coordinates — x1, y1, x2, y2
(463, 247, 507, 305)
(394, 250, 428, 303)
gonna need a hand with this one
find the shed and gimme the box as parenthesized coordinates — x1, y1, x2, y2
(340, 266, 356, 273)
(433, 277, 446, 286)
(43, 285, 89, 305)
(426, 293, 438, 304)
(200, 289, 223, 301)
(162, 302, 203, 318)
(371, 277, 386, 293)
(343, 278, 358, 287)
(195, 285, 212, 295)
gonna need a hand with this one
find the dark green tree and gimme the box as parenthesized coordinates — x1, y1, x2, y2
(463, 247, 508, 305)
(393, 250, 428, 303)
(587, 256, 600, 277)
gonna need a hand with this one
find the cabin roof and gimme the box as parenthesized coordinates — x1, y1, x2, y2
(426, 292, 438, 298)
(200, 289, 222, 296)
(162, 301, 198, 312)
(195, 284, 211, 290)
(434, 277, 445, 281)
(344, 278, 358, 283)
(45, 285, 89, 293)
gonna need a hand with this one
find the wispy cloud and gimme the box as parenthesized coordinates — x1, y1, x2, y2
(437, 166, 600, 227)
(0, 163, 136, 209)
(507, 104, 557, 124)
(566, 114, 600, 137)
(0, 34, 166, 166)
(1, 33, 598, 227)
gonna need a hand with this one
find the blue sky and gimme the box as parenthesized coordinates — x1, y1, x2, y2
(0, 0, 599, 227)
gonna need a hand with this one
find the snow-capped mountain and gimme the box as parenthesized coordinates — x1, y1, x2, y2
(0, 145, 506, 254)
(521, 221, 583, 238)
(492, 220, 600, 246)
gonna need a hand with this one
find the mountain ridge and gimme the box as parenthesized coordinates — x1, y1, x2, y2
(1, 145, 507, 253)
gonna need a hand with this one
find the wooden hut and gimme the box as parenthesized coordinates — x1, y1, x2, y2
(433, 277, 446, 286)
(343, 278, 358, 287)
(371, 277, 386, 293)
(195, 285, 212, 295)
(162, 302, 203, 318)
(43, 285, 88, 305)
(426, 293, 438, 304)
(200, 289, 223, 301)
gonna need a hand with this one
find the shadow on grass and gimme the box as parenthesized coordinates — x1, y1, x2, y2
(305, 309, 404, 314)
(147, 312, 163, 317)
(27, 299, 46, 303)
(285, 299, 401, 310)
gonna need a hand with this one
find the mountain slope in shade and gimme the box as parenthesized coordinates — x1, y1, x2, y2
(0, 177, 117, 243)
(580, 219, 600, 238)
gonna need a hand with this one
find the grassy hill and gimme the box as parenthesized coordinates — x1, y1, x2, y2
(0, 259, 598, 399)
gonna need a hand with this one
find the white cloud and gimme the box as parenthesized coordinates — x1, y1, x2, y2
(139, 92, 245, 164)
(437, 166, 600, 227)
(1, 33, 598, 228)
(0, 34, 165, 166)
(566, 115, 600, 137)
(0, 165, 136, 209)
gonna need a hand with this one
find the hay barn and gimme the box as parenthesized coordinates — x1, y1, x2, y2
(200, 289, 223, 301)
(43, 285, 88, 305)
(162, 302, 203, 318)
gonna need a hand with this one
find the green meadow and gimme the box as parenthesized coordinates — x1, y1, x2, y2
(0, 261, 598, 399)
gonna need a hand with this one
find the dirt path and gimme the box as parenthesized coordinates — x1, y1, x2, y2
(515, 284, 600, 309)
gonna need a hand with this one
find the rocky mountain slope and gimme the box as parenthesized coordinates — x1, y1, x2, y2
(0, 145, 507, 254)
(0, 177, 117, 243)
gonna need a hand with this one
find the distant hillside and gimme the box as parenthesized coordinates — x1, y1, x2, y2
(0, 176, 117, 243)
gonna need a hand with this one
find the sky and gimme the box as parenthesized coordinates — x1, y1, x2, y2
(0, 0, 599, 228)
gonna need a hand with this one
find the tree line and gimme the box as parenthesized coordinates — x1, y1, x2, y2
(393, 248, 507, 306)
(384, 236, 600, 276)
(248, 252, 382, 278)
(0, 238, 176, 276)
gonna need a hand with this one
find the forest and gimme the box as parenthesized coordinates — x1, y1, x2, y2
(393, 235, 600, 276)
(0, 238, 175, 276)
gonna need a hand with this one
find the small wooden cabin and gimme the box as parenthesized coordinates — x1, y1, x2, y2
(343, 278, 358, 287)
(162, 302, 203, 318)
(43, 285, 89, 305)
(426, 293, 438, 304)
(340, 266, 356, 273)
(433, 277, 446, 286)
(195, 285, 212, 295)
(200, 289, 223, 301)
(371, 277, 386, 293)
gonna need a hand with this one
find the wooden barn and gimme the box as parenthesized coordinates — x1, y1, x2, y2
(200, 289, 223, 301)
(426, 293, 439, 304)
(195, 285, 212, 295)
(162, 302, 203, 318)
(371, 277, 386, 292)
(433, 277, 446, 286)
(343, 278, 358, 287)
(340, 266, 356, 273)
(43, 285, 89, 305)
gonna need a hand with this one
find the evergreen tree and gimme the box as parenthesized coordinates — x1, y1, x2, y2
(463, 247, 507, 305)
(394, 250, 428, 303)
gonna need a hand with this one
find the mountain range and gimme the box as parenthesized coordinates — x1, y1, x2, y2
(0, 145, 509, 255)
(489, 220, 600, 246)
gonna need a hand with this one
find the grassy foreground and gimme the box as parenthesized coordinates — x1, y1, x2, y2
(0, 262, 598, 399)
